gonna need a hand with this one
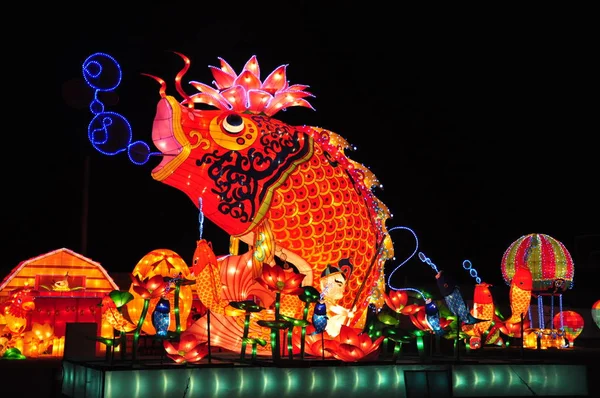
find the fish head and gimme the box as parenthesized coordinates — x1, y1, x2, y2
(191, 239, 218, 277)
(512, 266, 533, 291)
(314, 302, 327, 316)
(425, 298, 439, 316)
(473, 282, 493, 304)
(436, 271, 456, 296)
(150, 96, 313, 236)
(155, 297, 171, 312)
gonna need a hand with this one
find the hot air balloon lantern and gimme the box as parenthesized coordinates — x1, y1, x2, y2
(553, 310, 584, 347)
(501, 234, 575, 292)
(501, 233, 575, 330)
(592, 300, 600, 330)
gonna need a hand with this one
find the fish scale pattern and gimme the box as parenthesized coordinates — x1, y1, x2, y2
(267, 144, 380, 319)
(506, 285, 531, 324)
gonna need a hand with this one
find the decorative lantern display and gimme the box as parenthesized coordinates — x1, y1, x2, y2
(81, 52, 598, 363)
(121, 53, 394, 333)
(127, 249, 193, 335)
(522, 328, 567, 350)
(553, 311, 584, 346)
(501, 233, 574, 292)
(592, 300, 600, 330)
(0, 287, 38, 334)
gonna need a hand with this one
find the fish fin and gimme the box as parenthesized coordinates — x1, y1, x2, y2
(463, 314, 489, 325)
(185, 311, 269, 354)
(462, 324, 476, 336)
(219, 251, 275, 308)
(251, 220, 276, 278)
(504, 315, 525, 324)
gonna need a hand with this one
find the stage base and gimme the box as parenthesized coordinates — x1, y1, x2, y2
(61, 359, 588, 398)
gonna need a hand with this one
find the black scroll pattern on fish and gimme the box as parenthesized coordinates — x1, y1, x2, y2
(196, 115, 312, 223)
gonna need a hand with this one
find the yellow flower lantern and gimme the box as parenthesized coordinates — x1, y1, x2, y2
(127, 249, 194, 335)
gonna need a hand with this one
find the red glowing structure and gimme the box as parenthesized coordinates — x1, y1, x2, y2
(554, 310, 584, 346)
(501, 233, 575, 332)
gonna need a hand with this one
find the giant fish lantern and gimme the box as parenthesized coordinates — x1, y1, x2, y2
(147, 54, 393, 330)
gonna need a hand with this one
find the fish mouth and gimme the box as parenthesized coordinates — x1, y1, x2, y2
(22, 302, 35, 311)
(150, 97, 188, 180)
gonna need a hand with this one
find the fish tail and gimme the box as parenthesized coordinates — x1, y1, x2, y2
(505, 314, 525, 324)
(462, 323, 476, 336)
(185, 311, 272, 355)
(219, 251, 275, 309)
(463, 313, 487, 325)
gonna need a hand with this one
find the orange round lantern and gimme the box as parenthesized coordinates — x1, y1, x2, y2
(501, 233, 574, 292)
(553, 310, 584, 346)
(127, 249, 194, 334)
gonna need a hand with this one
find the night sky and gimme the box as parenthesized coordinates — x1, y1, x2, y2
(3, 7, 598, 298)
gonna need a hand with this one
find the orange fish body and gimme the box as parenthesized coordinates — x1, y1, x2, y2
(149, 55, 392, 331)
(462, 282, 495, 349)
(462, 282, 494, 340)
(505, 266, 532, 324)
(187, 243, 278, 353)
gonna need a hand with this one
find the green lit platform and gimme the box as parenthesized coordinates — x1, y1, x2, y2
(61, 356, 589, 398)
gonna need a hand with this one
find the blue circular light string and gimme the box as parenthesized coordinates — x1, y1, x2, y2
(462, 259, 481, 284)
(417, 251, 439, 274)
(385, 226, 431, 303)
(386, 226, 419, 291)
(82, 52, 161, 165)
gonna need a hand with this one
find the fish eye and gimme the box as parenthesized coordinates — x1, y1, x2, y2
(222, 114, 244, 134)
(210, 112, 258, 150)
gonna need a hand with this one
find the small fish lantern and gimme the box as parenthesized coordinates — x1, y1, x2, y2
(152, 297, 171, 337)
(311, 302, 328, 335)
